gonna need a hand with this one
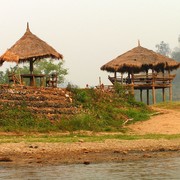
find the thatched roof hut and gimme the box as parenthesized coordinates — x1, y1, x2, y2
(101, 43, 180, 73)
(0, 23, 63, 73)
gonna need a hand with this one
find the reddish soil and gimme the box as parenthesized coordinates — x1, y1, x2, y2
(128, 107, 180, 134)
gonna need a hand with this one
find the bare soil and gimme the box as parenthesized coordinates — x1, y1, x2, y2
(128, 107, 180, 134)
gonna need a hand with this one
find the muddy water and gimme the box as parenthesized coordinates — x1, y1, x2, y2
(0, 156, 180, 179)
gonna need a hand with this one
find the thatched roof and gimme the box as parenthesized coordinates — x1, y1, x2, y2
(101, 44, 180, 73)
(0, 23, 63, 64)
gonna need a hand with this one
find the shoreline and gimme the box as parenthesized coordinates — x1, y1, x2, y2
(0, 139, 180, 167)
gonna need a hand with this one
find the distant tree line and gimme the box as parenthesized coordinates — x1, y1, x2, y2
(155, 36, 180, 101)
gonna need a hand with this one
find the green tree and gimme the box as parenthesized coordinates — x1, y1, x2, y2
(171, 47, 180, 62)
(155, 41, 171, 56)
(171, 47, 180, 100)
(33, 59, 68, 83)
(0, 59, 68, 85)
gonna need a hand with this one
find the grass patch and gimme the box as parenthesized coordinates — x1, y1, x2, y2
(152, 101, 180, 110)
(0, 103, 58, 132)
(0, 133, 180, 143)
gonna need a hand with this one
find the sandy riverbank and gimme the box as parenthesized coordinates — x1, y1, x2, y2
(0, 139, 180, 166)
(0, 107, 180, 166)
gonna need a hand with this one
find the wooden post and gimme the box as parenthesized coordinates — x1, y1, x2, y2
(168, 70, 172, 101)
(29, 59, 34, 86)
(147, 89, 149, 105)
(152, 69, 156, 104)
(162, 70, 165, 102)
(140, 89, 143, 102)
(146, 70, 149, 105)
(121, 73, 123, 84)
(162, 88, 165, 102)
(99, 77, 101, 86)
(131, 72, 134, 96)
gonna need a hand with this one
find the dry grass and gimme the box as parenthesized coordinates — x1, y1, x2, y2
(152, 101, 180, 110)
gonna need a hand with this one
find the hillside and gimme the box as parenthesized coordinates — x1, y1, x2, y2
(0, 85, 152, 132)
(0, 85, 78, 120)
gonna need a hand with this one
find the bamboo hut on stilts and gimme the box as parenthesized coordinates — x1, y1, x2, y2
(101, 41, 180, 104)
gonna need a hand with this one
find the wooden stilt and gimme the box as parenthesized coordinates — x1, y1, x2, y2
(121, 73, 123, 84)
(162, 88, 165, 102)
(169, 83, 172, 101)
(168, 70, 172, 101)
(131, 72, 135, 96)
(140, 89, 143, 102)
(147, 89, 149, 105)
(145, 70, 149, 105)
(114, 72, 117, 78)
(152, 69, 156, 104)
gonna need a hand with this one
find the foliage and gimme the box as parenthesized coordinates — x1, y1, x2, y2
(0, 59, 68, 85)
(155, 39, 180, 101)
(33, 59, 68, 83)
(59, 86, 152, 132)
(171, 50, 180, 62)
(155, 41, 171, 56)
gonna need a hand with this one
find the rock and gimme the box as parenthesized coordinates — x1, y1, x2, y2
(159, 148, 165, 152)
(113, 150, 120, 153)
(83, 161, 90, 165)
(123, 151, 128, 155)
(0, 157, 13, 162)
(143, 154, 152, 158)
(78, 139, 84, 143)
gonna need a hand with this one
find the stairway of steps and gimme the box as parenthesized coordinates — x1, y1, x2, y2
(0, 85, 79, 120)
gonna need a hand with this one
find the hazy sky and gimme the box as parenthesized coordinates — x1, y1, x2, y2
(0, 0, 180, 87)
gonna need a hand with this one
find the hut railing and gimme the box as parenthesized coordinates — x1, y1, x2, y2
(108, 73, 176, 86)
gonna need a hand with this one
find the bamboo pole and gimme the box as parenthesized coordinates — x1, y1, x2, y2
(168, 70, 172, 101)
(114, 72, 117, 78)
(121, 73, 123, 84)
(146, 70, 149, 105)
(131, 72, 135, 96)
(152, 69, 156, 104)
(162, 70, 165, 102)
(147, 89, 149, 105)
(162, 88, 165, 102)
(140, 89, 143, 102)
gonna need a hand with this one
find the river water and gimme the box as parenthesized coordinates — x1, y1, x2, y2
(0, 156, 180, 180)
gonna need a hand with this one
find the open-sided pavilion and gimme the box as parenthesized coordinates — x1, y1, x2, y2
(101, 42, 180, 104)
